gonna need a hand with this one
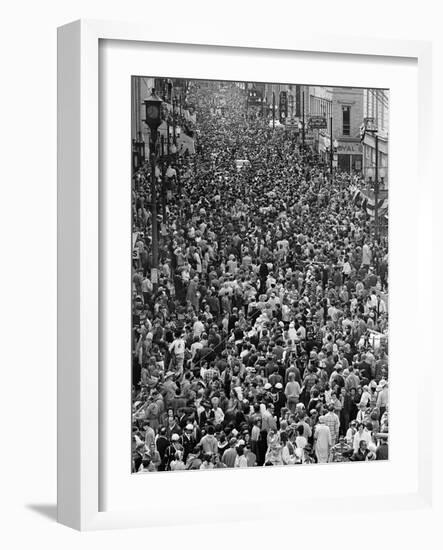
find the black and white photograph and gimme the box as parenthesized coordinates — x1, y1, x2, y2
(131, 77, 389, 473)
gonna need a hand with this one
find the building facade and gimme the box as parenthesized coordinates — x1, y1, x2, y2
(307, 86, 332, 157)
(362, 89, 389, 186)
(331, 87, 364, 173)
(309, 87, 364, 174)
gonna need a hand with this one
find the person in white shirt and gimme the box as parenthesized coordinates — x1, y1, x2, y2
(169, 331, 186, 373)
(284, 373, 301, 412)
(356, 402, 368, 424)
(210, 397, 225, 426)
(353, 423, 372, 452)
(345, 420, 357, 447)
(295, 425, 308, 463)
(362, 242, 372, 267)
(234, 442, 248, 468)
(359, 386, 371, 407)
(193, 316, 204, 338)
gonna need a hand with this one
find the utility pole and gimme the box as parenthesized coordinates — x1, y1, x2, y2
(245, 82, 249, 119)
(161, 134, 167, 224)
(272, 91, 275, 130)
(150, 129, 159, 291)
(302, 89, 305, 150)
(142, 89, 164, 293)
(172, 98, 177, 145)
(166, 120, 171, 155)
(330, 116, 333, 183)
(375, 133, 379, 240)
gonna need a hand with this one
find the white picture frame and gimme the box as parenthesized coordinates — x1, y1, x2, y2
(57, 19, 433, 531)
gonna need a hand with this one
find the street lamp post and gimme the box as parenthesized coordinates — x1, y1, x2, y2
(329, 116, 333, 182)
(142, 89, 163, 290)
(172, 98, 177, 145)
(374, 133, 379, 238)
(160, 134, 167, 225)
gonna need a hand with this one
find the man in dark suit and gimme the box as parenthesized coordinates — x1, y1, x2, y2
(180, 423, 197, 462)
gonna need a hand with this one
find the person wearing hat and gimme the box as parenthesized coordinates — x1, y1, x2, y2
(181, 423, 197, 463)
(271, 382, 286, 420)
(163, 433, 184, 471)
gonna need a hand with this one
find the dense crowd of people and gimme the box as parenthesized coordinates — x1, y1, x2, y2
(131, 82, 389, 474)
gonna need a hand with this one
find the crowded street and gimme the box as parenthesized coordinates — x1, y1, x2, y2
(131, 79, 389, 473)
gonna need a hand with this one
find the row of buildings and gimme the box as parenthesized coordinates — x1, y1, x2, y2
(132, 77, 389, 185)
(245, 82, 389, 185)
(131, 76, 196, 171)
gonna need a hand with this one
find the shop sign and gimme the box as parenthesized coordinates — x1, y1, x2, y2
(337, 142, 362, 154)
(308, 115, 327, 129)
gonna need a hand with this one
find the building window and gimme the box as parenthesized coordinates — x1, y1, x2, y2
(342, 106, 350, 136)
